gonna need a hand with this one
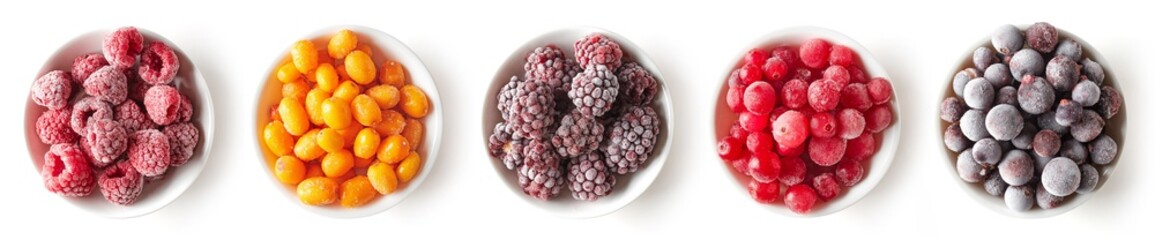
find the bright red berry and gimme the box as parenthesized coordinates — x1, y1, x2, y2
(780, 79, 808, 109)
(743, 81, 776, 115)
(829, 45, 856, 67)
(808, 136, 847, 166)
(762, 57, 790, 81)
(772, 110, 809, 148)
(748, 152, 781, 183)
(748, 179, 780, 204)
(807, 79, 841, 112)
(800, 39, 832, 69)
(746, 131, 775, 154)
(837, 108, 866, 139)
(778, 156, 807, 186)
(835, 160, 865, 187)
(785, 184, 818, 214)
(809, 112, 837, 138)
(812, 172, 842, 200)
(718, 136, 748, 161)
(727, 86, 746, 113)
(745, 48, 769, 66)
(740, 62, 763, 84)
(739, 112, 768, 132)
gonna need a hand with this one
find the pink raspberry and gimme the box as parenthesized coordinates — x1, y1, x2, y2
(840, 83, 872, 112)
(163, 122, 199, 167)
(41, 143, 95, 197)
(144, 85, 181, 125)
(71, 53, 109, 85)
(103, 27, 144, 69)
(145, 173, 166, 184)
(127, 76, 150, 103)
(177, 93, 194, 122)
(85, 119, 128, 168)
(98, 161, 144, 205)
(837, 108, 866, 139)
(799, 39, 832, 69)
(114, 101, 157, 133)
(780, 79, 808, 109)
(31, 70, 73, 110)
(772, 110, 809, 149)
(84, 66, 129, 104)
(128, 129, 170, 177)
(138, 42, 180, 85)
(573, 33, 623, 70)
(828, 45, 856, 67)
(867, 77, 893, 105)
(807, 79, 841, 112)
(812, 172, 841, 200)
(845, 134, 877, 161)
(865, 104, 893, 134)
(808, 136, 846, 166)
(70, 97, 114, 136)
(37, 108, 79, 144)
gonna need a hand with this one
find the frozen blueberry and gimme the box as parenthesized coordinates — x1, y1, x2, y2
(1017, 75, 1054, 115)
(985, 104, 1023, 141)
(960, 110, 989, 141)
(1055, 39, 1082, 60)
(1088, 135, 1117, 165)
(1076, 164, 1099, 194)
(984, 172, 1009, 196)
(1054, 99, 1082, 127)
(992, 24, 1024, 55)
(953, 68, 980, 97)
(972, 138, 1002, 170)
(1005, 185, 1035, 212)
(1045, 55, 1078, 92)
(1059, 139, 1088, 165)
(1071, 110, 1104, 142)
(1009, 49, 1045, 81)
(999, 150, 1034, 186)
(957, 149, 983, 183)
(1042, 157, 1080, 197)
(941, 97, 965, 122)
(1012, 122, 1037, 150)
(1026, 22, 1059, 53)
(1036, 183, 1065, 209)
(996, 86, 1018, 106)
(984, 63, 1012, 89)
(944, 123, 972, 153)
(964, 78, 995, 110)
(1071, 80, 1100, 107)
(1032, 150, 1053, 174)
(1032, 129, 1061, 158)
(973, 47, 998, 71)
(1081, 58, 1105, 85)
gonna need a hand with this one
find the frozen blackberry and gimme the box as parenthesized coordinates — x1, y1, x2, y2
(944, 123, 972, 153)
(1096, 86, 1121, 120)
(517, 145, 564, 201)
(957, 149, 983, 183)
(1060, 139, 1088, 165)
(1055, 39, 1083, 60)
(552, 110, 605, 158)
(984, 63, 1012, 89)
(1026, 22, 1059, 53)
(972, 138, 1002, 171)
(603, 106, 660, 175)
(1042, 157, 1080, 197)
(1054, 99, 1082, 127)
(504, 79, 556, 140)
(496, 76, 524, 121)
(973, 46, 998, 72)
(959, 109, 989, 141)
(1088, 135, 1117, 165)
(1070, 110, 1104, 142)
(573, 33, 623, 70)
(992, 24, 1024, 55)
(1071, 80, 1100, 107)
(998, 150, 1034, 186)
(616, 62, 659, 106)
(567, 151, 615, 201)
(32, 70, 73, 110)
(985, 104, 1023, 141)
(1009, 49, 1044, 81)
(1081, 58, 1105, 85)
(1045, 55, 1078, 92)
(523, 45, 569, 99)
(1017, 75, 1054, 115)
(1004, 185, 1035, 212)
(1077, 164, 1099, 194)
(568, 65, 619, 117)
(487, 122, 512, 158)
(984, 172, 1009, 196)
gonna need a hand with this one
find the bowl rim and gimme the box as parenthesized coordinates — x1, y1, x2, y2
(251, 24, 443, 218)
(936, 24, 1126, 218)
(480, 26, 675, 218)
(711, 26, 902, 217)
(23, 27, 216, 218)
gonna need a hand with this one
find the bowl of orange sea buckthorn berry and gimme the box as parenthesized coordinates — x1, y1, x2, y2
(255, 26, 441, 218)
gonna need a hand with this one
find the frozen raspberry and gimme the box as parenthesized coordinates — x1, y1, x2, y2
(103, 27, 144, 69)
(772, 110, 809, 148)
(138, 42, 180, 85)
(780, 79, 808, 109)
(41, 143, 95, 197)
(176, 93, 193, 122)
(518, 144, 564, 200)
(567, 151, 616, 201)
(71, 53, 109, 85)
(504, 79, 556, 140)
(743, 81, 776, 115)
(552, 110, 605, 158)
(785, 184, 818, 214)
(748, 180, 780, 204)
(604, 106, 661, 175)
(835, 160, 865, 187)
(867, 77, 893, 105)
(568, 65, 619, 117)
(128, 129, 170, 177)
(800, 39, 832, 69)
(837, 108, 866, 139)
(823, 65, 851, 89)
(807, 79, 841, 112)
(144, 85, 182, 125)
(98, 161, 144, 205)
(617, 62, 659, 106)
(865, 104, 893, 133)
(32, 70, 73, 110)
(809, 137, 847, 166)
(163, 122, 199, 167)
(812, 173, 841, 200)
(840, 83, 872, 111)
(114, 101, 157, 133)
(778, 156, 807, 186)
(37, 108, 79, 144)
(573, 33, 623, 70)
(70, 97, 114, 136)
(748, 152, 781, 183)
(829, 45, 856, 67)
(809, 112, 837, 138)
(85, 119, 128, 168)
(84, 66, 129, 104)
(127, 74, 150, 103)
(845, 134, 877, 161)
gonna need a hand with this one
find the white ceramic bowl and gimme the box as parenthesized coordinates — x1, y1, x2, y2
(482, 27, 674, 218)
(254, 25, 442, 218)
(939, 26, 1126, 218)
(23, 28, 215, 218)
(712, 26, 901, 217)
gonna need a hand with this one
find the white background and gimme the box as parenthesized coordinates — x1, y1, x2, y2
(1, 0, 1149, 238)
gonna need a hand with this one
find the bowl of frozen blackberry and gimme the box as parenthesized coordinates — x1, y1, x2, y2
(940, 22, 1125, 217)
(713, 26, 900, 217)
(483, 27, 673, 218)
(24, 27, 214, 218)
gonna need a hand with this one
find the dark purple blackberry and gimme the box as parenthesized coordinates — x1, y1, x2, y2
(552, 109, 605, 158)
(504, 79, 556, 140)
(487, 122, 522, 170)
(616, 61, 659, 106)
(603, 106, 660, 175)
(524, 45, 571, 102)
(496, 76, 524, 121)
(568, 65, 619, 117)
(567, 151, 616, 201)
(556, 59, 582, 113)
(517, 142, 564, 200)
(574, 33, 623, 70)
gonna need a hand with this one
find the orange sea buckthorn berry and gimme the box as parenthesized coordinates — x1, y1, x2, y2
(274, 155, 306, 185)
(305, 162, 324, 179)
(380, 60, 406, 87)
(353, 128, 381, 159)
(262, 120, 295, 156)
(396, 151, 421, 183)
(315, 63, 339, 93)
(315, 128, 345, 153)
(340, 176, 377, 208)
(291, 40, 319, 73)
(332, 80, 361, 102)
(293, 129, 325, 161)
(321, 97, 353, 129)
(351, 94, 382, 126)
(278, 97, 310, 136)
(336, 123, 362, 148)
(321, 149, 354, 177)
(344, 50, 376, 85)
(399, 85, 429, 118)
(282, 79, 309, 101)
(328, 29, 358, 60)
(377, 135, 410, 165)
(353, 156, 373, 168)
(374, 110, 407, 136)
(297, 177, 338, 206)
(367, 162, 398, 195)
(366, 85, 400, 109)
(356, 43, 373, 57)
(305, 88, 330, 125)
(277, 62, 301, 83)
(400, 119, 424, 149)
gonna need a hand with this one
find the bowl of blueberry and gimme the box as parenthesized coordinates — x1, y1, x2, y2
(940, 22, 1125, 217)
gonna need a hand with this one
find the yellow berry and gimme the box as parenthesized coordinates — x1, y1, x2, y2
(400, 119, 424, 149)
(380, 60, 406, 87)
(315, 63, 339, 93)
(321, 97, 353, 129)
(367, 162, 398, 195)
(344, 50, 376, 85)
(274, 155, 306, 185)
(262, 120, 295, 156)
(399, 85, 430, 118)
(353, 128, 381, 159)
(293, 129, 325, 161)
(327, 29, 358, 60)
(297, 177, 338, 206)
(315, 128, 345, 153)
(366, 85, 401, 109)
(277, 97, 310, 136)
(351, 94, 382, 126)
(339, 176, 377, 208)
(321, 149, 354, 177)
(291, 40, 319, 73)
(377, 135, 410, 165)
(396, 151, 421, 183)
(276, 62, 301, 83)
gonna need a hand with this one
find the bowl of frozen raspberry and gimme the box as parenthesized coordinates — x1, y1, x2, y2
(23, 26, 214, 218)
(939, 22, 1125, 218)
(483, 27, 673, 218)
(714, 26, 900, 217)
